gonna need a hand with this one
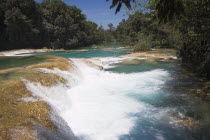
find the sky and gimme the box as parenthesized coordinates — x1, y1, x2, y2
(36, 0, 128, 29)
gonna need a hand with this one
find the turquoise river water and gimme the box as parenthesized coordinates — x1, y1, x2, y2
(24, 45, 210, 140)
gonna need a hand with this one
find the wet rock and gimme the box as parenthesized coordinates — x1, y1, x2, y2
(6, 126, 38, 140)
(0, 55, 76, 140)
(170, 114, 198, 128)
(0, 80, 56, 140)
(122, 49, 177, 61)
(26, 56, 73, 71)
(180, 120, 197, 128)
(80, 59, 104, 70)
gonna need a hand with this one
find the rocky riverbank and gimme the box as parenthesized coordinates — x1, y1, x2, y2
(0, 55, 76, 140)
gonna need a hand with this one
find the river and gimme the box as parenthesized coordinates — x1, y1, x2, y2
(15, 45, 210, 140)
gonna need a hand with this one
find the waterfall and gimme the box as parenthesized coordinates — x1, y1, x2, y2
(24, 58, 169, 140)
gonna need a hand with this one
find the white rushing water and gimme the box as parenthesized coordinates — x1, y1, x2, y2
(90, 57, 147, 69)
(24, 58, 169, 140)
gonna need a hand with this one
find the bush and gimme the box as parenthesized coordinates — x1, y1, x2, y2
(133, 35, 152, 52)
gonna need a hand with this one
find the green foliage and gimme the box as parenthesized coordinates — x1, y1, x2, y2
(133, 34, 152, 52)
(106, 0, 135, 14)
(156, 0, 184, 23)
(114, 10, 182, 50)
(40, 0, 103, 49)
(0, 0, 43, 49)
(0, 0, 109, 50)
(110, 0, 210, 78)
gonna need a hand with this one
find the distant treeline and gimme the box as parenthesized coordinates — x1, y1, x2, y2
(0, 0, 115, 50)
(112, 12, 182, 51)
(109, 0, 210, 79)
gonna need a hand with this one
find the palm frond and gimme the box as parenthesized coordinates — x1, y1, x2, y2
(107, 0, 135, 14)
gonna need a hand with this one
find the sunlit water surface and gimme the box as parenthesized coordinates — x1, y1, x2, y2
(32, 43, 130, 58)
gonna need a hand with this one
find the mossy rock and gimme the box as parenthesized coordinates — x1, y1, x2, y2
(0, 55, 51, 70)
(0, 80, 56, 140)
(0, 55, 73, 140)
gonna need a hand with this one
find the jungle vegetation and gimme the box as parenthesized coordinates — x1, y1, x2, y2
(109, 0, 210, 79)
(0, 0, 114, 50)
(0, 0, 209, 79)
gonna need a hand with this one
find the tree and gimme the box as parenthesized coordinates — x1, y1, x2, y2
(108, 23, 114, 31)
(106, 0, 135, 14)
(109, 0, 210, 79)
(0, 0, 109, 50)
(0, 0, 43, 50)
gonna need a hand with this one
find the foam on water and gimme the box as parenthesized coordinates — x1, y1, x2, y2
(0, 49, 44, 56)
(90, 56, 146, 69)
(24, 58, 170, 140)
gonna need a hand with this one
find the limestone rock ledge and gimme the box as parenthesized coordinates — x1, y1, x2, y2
(0, 55, 77, 140)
